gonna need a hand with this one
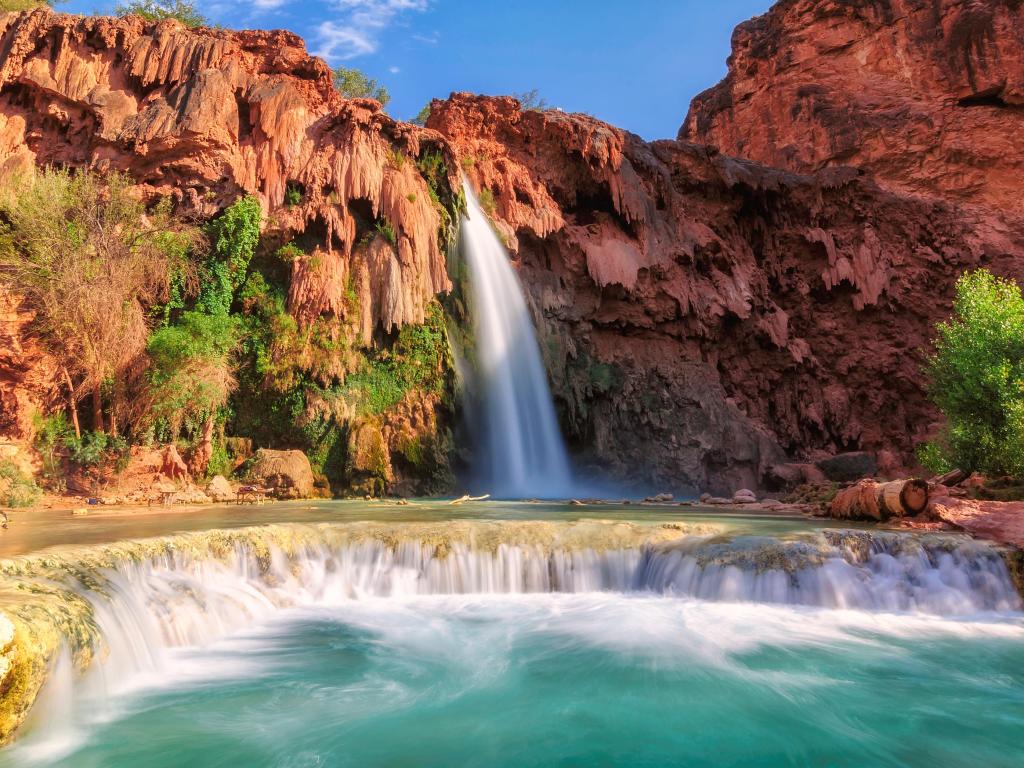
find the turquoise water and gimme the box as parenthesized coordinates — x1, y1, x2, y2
(8, 594, 1024, 767)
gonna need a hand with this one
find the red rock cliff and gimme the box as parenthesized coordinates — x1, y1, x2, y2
(0, 8, 452, 338)
(430, 93, 1024, 491)
(681, 0, 1024, 216)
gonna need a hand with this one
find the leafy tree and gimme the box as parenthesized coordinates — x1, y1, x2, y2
(146, 311, 238, 441)
(0, 168, 199, 436)
(921, 269, 1024, 477)
(114, 0, 207, 27)
(411, 102, 432, 127)
(333, 67, 390, 106)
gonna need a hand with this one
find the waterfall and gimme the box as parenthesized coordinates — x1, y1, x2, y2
(460, 180, 573, 498)
(2, 522, 1021, 751)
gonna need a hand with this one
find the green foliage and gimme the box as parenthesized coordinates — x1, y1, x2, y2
(916, 441, 953, 476)
(32, 412, 73, 486)
(0, 460, 41, 508)
(147, 311, 239, 440)
(411, 103, 431, 127)
(341, 302, 449, 416)
(65, 430, 130, 473)
(478, 187, 497, 217)
(284, 183, 303, 207)
(199, 195, 261, 316)
(923, 269, 1024, 477)
(512, 89, 548, 111)
(0, 0, 60, 11)
(332, 67, 390, 106)
(375, 218, 397, 245)
(115, 0, 206, 26)
(387, 149, 406, 170)
(417, 150, 446, 192)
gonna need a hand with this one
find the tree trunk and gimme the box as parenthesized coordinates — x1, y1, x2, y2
(92, 385, 103, 433)
(830, 479, 930, 521)
(61, 367, 81, 439)
(188, 415, 216, 478)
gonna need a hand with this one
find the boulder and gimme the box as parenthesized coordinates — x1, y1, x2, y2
(206, 475, 235, 503)
(248, 449, 315, 499)
(815, 452, 876, 483)
(766, 463, 827, 490)
(732, 488, 757, 504)
(643, 493, 674, 503)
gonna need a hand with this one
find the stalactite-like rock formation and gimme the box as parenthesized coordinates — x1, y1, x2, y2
(429, 93, 1024, 492)
(0, 9, 451, 335)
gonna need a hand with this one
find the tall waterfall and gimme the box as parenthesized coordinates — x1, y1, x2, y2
(460, 180, 573, 498)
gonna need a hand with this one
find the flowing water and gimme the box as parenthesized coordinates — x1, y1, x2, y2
(1, 514, 1022, 766)
(460, 181, 574, 498)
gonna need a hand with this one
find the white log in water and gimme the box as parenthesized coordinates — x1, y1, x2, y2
(460, 180, 573, 498)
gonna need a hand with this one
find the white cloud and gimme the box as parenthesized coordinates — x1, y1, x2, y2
(388, 66, 401, 74)
(314, 0, 429, 61)
(252, 0, 289, 8)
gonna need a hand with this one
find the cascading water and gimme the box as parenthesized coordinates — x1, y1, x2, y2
(2, 521, 1023, 765)
(460, 180, 573, 498)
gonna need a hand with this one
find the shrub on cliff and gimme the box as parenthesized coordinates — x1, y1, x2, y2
(114, 0, 207, 27)
(0, 168, 200, 437)
(921, 269, 1024, 477)
(333, 68, 390, 107)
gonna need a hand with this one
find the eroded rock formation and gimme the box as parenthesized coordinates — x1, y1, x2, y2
(682, 0, 1024, 216)
(0, 8, 453, 336)
(430, 93, 1024, 492)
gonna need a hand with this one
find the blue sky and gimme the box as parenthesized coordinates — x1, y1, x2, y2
(61, 1, 773, 139)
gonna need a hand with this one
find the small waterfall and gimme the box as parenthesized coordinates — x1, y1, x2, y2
(460, 180, 573, 498)
(2, 522, 1021, 751)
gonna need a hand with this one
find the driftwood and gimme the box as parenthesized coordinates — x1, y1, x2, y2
(830, 478, 930, 521)
(448, 494, 490, 505)
(934, 468, 967, 487)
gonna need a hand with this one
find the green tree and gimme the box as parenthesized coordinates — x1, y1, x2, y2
(333, 67, 390, 106)
(114, 0, 207, 27)
(0, 168, 199, 436)
(411, 102, 432, 127)
(921, 269, 1024, 477)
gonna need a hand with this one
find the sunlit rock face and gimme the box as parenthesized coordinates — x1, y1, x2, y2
(682, 0, 1024, 216)
(0, 9, 451, 337)
(429, 93, 1024, 492)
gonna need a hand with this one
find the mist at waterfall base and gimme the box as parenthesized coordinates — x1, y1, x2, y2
(4, 526, 1024, 767)
(458, 181, 581, 499)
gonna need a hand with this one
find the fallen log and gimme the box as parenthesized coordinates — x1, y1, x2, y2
(448, 494, 490, 505)
(830, 478, 930, 521)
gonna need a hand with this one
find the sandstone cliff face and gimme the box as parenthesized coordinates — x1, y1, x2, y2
(0, 10, 459, 492)
(431, 94, 1024, 492)
(0, 9, 451, 337)
(681, 0, 1024, 216)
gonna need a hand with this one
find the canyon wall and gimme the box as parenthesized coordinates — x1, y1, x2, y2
(430, 92, 1024, 492)
(1, 3, 1022, 494)
(0, 9, 461, 494)
(681, 0, 1024, 216)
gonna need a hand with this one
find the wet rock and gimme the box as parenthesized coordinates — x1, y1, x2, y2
(247, 449, 316, 499)
(643, 493, 674, 503)
(732, 489, 757, 504)
(816, 452, 876, 483)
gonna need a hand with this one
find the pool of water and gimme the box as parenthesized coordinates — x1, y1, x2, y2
(1, 505, 1020, 767)
(5, 593, 1023, 767)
